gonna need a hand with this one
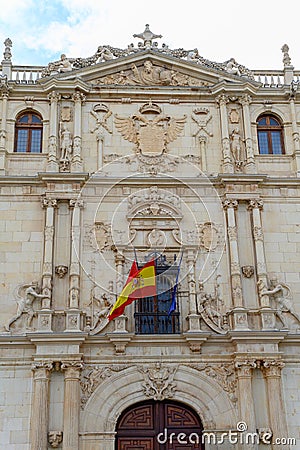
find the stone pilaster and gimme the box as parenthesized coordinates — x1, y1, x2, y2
(39, 197, 57, 331)
(186, 249, 201, 331)
(71, 91, 85, 172)
(199, 135, 207, 171)
(223, 199, 249, 329)
(216, 94, 234, 173)
(66, 199, 84, 331)
(262, 359, 288, 449)
(61, 361, 83, 450)
(30, 361, 53, 450)
(47, 91, 60, 172)
(0, 86, 9, 173)
(289, 94, 300, 177)
(235, 359, 257, 449)
(240, 94, 256, 173)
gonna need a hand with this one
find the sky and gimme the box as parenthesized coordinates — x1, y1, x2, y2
(0, 0, 299, 70)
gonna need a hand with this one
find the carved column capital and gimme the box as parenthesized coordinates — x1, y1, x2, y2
(247, 198, 263, 210)
(215, 93, 229, 107)
(262, 359, 285, 378)
(61, 361, 83, 379)
(42, 197, 58, 208)
(222, 198, 238, 210)
(32, 361, 53, 379)
(239, 94, 252, 106)
(72, 91, 86, 103)
(69, 198, 84, 208)
(235, 359, 257, 377)
(47, 91, 61, 103)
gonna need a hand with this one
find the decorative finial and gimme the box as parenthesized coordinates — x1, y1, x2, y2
(133, 24, 162, 50)
(3, 38, 12, 61)
(281, 44, 292, 67)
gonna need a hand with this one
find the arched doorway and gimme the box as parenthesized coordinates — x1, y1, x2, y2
(115, 399, 204, 449)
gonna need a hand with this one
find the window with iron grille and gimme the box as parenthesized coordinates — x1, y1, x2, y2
(134, 254, 180, 334)
(14, 112, 43, 153)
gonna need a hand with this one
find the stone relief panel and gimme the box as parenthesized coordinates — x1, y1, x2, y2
(95, 60, 210, 86)
(139, 363, 177, 401)
(80, 364, 129, 409)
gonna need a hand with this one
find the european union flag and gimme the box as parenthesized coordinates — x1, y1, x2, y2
(168, 253, 183, 317)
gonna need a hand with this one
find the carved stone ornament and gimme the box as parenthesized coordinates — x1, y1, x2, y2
(41, 24, 254, 80)
(197, 278, 229, 334)
(139, 363, 177, 401)
(55, 265, 68, 278)
(192, 108, 213, 138)
(189, 363, 237, 402)
(115, 101, 186, 158)
(48, 431, 63, 448)
(5, 281, 48, 332)
(90, 103, 112, 136)
(80, 365, 129, 409)
(198, 222, 220, 251)
(86, 285, 114, 335)
(241, 265, 254, 278)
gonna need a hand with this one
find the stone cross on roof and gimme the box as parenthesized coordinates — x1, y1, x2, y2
(133, 24, 162, 49)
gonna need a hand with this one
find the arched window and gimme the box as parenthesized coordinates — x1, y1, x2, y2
(257, 114, 285, 155)
(14, 112, 43, 153)
(135, 254, 180, 334)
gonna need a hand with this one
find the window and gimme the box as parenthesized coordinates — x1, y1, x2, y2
(257, 114, 284, 155)
(135, 254, 180, 334)
(14, 112, 43, 153)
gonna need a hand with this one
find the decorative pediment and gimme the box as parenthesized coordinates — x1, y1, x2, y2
(40, 24, 255, 87)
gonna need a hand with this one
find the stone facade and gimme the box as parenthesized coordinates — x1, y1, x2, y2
(0, 26, 300, 449)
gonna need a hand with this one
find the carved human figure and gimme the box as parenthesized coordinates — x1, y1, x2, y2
(97, 46, 114, 62)
(262, 277, 300, 327)
(57, 54, 72, 72)
(225, 58, 241, 76)
(60, 123, 72, 161)
(230, 127, 243, 162)
(5, 282, 48, 331)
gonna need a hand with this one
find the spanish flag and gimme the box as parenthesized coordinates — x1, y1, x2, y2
(108, 259, 156, 321)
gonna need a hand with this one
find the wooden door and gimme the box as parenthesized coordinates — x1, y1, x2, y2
(116, 400, 204, 450)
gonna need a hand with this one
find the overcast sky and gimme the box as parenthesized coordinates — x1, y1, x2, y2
(1, 0, 299, 70)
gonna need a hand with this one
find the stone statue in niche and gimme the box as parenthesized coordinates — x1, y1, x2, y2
(59, 123, 73, 171)
(262, 277, 300, 329)
(230, 127, 244, 170)
(5, 281, 49, 331)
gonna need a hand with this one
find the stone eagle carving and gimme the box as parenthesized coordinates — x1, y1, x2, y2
(115, 110, 186, 156)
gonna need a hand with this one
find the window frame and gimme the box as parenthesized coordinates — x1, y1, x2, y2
(257, 114, 285, 155)
(134, 255, 180, 335)
(14, 111, 43, 154)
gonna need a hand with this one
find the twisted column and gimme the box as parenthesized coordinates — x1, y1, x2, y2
(30, 361, 53, 450)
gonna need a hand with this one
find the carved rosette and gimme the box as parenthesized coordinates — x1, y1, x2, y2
(139, 364, 177, 401)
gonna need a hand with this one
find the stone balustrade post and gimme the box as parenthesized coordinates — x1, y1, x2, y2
(186, 249, 201, 331)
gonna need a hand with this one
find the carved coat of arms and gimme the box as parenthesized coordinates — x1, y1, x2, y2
(115, 102, 186, 157)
